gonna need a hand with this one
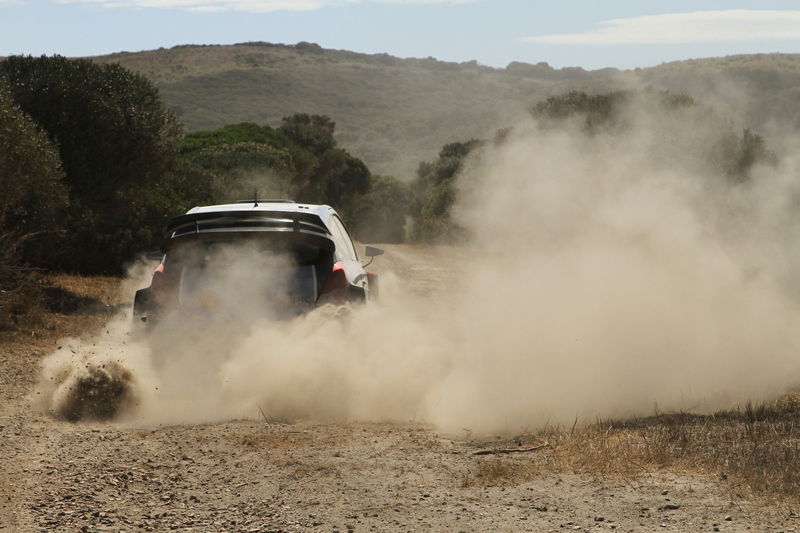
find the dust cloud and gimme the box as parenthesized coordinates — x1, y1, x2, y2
(35, 95, 800, 435)
(34, 316, 155, 422)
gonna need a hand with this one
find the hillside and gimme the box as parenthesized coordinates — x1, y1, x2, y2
(91, 44, 800, 179)
(91, 42, 619, 179)
(639, 54, 800, 144)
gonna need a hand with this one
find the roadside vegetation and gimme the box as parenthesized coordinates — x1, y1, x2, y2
(1, 55, 183, 274)
(0, 79, 66, 330)
(178, 117, 410, 243)
(467, 397, 800, 502)
(409, 89, 776, 243)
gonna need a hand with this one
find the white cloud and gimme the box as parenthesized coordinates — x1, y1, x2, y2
(523, 10, 800, 45)
(54, 0, 472, 12)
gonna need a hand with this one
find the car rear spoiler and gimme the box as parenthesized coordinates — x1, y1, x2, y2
(163, 211, 333, 250)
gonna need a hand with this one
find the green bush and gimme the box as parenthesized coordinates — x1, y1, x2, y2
(0, 80, 67, 326)
(1, 55, 183, 273)
(0, 80, 67, 241)
(409, 90, 777, 243)
(410, 140, 481, 242)
(351, 175, 411, 243)
(531, 90, 775, 181)
(179, 116, 399, 238)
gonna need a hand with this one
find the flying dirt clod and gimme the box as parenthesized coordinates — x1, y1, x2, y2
(55, 361, 136, 422)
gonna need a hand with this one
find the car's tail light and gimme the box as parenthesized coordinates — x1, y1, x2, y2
(150, 263, 178, 307)
(320, 261, 348, 298)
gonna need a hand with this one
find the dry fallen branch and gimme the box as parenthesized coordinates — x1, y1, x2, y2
(257, 406, 271, 427)
(472, 443, 550, 456)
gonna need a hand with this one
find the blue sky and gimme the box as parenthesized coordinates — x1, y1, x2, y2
(3, 0, 800, 69)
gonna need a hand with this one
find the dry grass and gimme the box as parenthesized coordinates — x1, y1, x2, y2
(0, 273, 123, 345)
(0, 272, 46, 334)
(471, 396, 800, 499)
(465, 458, 541, 487)
(0, 233, 46, 334)
(46, 273, 126, 306)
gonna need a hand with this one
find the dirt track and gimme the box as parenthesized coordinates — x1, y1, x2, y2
(1, 246, 797, 532)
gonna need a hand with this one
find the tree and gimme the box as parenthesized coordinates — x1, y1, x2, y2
(182, 118, 380, 231)
(181, 141, 295, 201)
(179, 122, 292, 153)
(1, 55, 183, 272)
(0, 80, 67, 239)
(278, 114, 336, 156)
(532, 90, 775, 181)
(409, 89, 778, 243)
(0, 80, 67, 327)
(410, 140, 481, 242)
(352, 175, 411, 243)
(530, 90, 631, 133)
(731, 128, 776, 179)
(1, 55, 181, 202)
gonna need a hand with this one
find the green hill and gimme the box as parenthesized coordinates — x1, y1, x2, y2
(638, 54, 800, 140)
(90, 44, 800, 179)
(91, 42, 618, 179)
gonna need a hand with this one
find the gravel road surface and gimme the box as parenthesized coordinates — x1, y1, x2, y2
(0, 246, 795, 532)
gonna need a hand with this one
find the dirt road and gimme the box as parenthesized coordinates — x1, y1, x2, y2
(0, 246, 796, 532)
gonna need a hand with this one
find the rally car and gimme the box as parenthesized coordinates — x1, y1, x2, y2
(132, 200, 383, 327)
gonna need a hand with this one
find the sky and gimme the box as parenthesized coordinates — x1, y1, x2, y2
(3, 0, 800, 70)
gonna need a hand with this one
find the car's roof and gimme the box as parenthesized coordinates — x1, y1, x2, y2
(186, 201, 336, 224)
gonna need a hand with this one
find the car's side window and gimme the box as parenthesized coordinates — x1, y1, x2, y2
(330, 215, 358, 261)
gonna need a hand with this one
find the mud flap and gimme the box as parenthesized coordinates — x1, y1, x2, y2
(367, 272, 379, 302)
(132, 287, 151, 326)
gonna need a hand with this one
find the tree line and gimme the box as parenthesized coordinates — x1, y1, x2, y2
(409, 89, 777, 243)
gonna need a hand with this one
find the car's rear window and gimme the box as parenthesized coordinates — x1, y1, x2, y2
(165, 233, 329, 267)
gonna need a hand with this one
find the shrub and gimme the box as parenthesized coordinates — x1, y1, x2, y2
(1, 55, 182, 273)
(0, 80, 67, 325)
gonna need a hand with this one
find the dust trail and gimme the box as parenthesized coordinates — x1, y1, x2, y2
(35, 95, 800, 435)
